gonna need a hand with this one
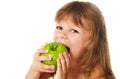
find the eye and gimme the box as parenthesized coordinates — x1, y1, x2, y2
(71, 29, 79, 33)
(56, 26, 63, 30)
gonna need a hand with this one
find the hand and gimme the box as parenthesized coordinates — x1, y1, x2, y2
(54, 52, 71, 79)
(31, 48, 55, 73)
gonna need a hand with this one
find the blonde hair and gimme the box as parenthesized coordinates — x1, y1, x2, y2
(55, 1, 115, 79)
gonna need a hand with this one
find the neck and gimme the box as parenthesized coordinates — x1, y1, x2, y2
(69, 59, 80, 71)
(67, 60, 84, 79)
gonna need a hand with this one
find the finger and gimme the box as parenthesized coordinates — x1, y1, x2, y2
(37, 56, 51, 62)
(34, 42, 49, 57)
(39, 68, 55, 73)
(40, 42, 48, 49)
(35, 49, 48, 57)
(38, 49, 48, 54)
(59, 53, 67, 72)
(39, 63, 55, 72)
(57, 57, 62, 73)
(63, 53, 71, 68)
(32, 62, 55, 73)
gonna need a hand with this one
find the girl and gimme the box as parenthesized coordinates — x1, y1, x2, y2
(25, 1, 115, 79)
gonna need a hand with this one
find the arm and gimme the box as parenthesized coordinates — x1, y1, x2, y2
(25, 66, 40, 79)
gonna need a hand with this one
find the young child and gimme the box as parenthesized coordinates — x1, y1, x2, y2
(25, 1, 115, 79)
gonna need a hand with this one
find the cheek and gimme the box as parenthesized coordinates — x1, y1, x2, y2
(53, 31, 57, 41)
(71, 44, 86, 59)
(70, 37, 86, 59)
(53, 34, 56, 41)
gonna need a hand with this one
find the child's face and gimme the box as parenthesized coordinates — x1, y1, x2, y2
(53, 18, 90, 60)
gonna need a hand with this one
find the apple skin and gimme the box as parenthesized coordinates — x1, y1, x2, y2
(41, 42, 68, 68)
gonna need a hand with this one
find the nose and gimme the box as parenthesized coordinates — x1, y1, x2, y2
(58, 31, 67, 39)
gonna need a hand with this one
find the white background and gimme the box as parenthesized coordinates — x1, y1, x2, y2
(0, 0, 120, 79)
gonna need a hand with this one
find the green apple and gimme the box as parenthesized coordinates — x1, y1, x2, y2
(41, 42, 68, 68)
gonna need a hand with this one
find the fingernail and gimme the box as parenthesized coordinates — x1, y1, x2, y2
(46, 56, 51, 60)
(63, 52, 66, 55)
(51, 66, 55, 69)
(45, 50, 48, 53)
(60, 53, 63, 56)
(48, 56, 52, 60)
(59, 54, 61, 57)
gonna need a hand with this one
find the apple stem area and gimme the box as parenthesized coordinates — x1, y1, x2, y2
(51, 45, 58, 51)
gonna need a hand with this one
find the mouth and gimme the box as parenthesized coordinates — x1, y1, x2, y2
(64, 45, 70, 53)
(55, 41, 70, 53)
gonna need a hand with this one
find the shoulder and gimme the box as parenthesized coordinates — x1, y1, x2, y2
(90, 64, 105, 79)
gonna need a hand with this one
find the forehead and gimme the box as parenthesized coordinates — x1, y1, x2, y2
(56, 15, 91, 31)
(56, 16, 75, 25)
